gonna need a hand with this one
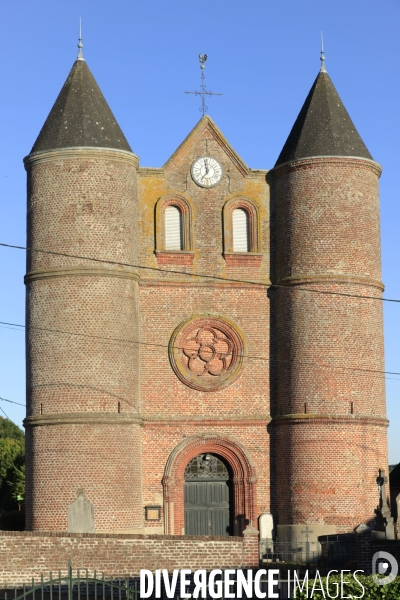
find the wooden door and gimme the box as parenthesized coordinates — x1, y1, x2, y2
(184, 454, 231, 536)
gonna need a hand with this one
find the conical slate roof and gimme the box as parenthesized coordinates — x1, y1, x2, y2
(31, 59, 132, 154)
(275, 70, 372, 166)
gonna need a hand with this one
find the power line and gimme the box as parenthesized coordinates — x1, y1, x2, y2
(0, 244, 397, 456)
(0, 324, 24, 331)
(0, 404, 10, 420)
(1, 243, 399, 380)
(0, 396, 25, 407)
(1, 319, 400, 379)
(0, 241, 397, 303)
(0, 403, 23, 429)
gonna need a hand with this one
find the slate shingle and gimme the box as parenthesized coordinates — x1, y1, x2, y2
(31, 59, 132, 154)
(275, 71, 372, 166)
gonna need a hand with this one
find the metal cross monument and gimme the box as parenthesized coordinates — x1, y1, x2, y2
(185, 54, 222, 116)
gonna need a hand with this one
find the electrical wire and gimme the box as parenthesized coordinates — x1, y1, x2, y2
(0, 404, 10, 420)
(1, 242, 398, 455)
(1, 319, 400, 379)
(1, 243, 400, 391)
(0, 396, 25, 407)
(0, 241, 397, 303)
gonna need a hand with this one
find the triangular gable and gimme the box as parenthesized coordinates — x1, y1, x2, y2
(163, 116, 250, 177)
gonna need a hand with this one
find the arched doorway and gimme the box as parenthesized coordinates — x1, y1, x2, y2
(162, 435, 258, 536)
(184, 453, 232, 536)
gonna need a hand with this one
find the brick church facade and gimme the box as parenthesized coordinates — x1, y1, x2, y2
(23, 45, 389, 545)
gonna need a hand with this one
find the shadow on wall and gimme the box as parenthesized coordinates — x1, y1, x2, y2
(0, 509, 25, 530)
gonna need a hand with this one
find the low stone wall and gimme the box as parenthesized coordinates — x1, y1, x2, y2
(0, 530, 258, 588)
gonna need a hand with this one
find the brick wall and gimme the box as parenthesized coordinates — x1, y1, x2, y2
(136, 118, 271, 535)
(24, 149, 143, 531)
(271, 156, 389, 532)
(0, 531, 257, 588)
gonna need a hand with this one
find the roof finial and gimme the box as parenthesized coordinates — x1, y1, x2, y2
(77, 18, 84, 61)
(185, 54, 222, 117)
(320, 31, 327, 73)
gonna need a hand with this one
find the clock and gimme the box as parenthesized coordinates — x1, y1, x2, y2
(191, 156, 223, 188)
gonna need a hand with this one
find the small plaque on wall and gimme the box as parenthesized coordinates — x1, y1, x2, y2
(145, 505, 161, 521)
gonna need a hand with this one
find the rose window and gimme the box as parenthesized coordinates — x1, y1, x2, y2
(169, 317, 244, 391)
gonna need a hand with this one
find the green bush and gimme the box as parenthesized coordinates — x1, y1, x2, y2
(0, 417, 25, 511)
(294, 572, 400, 599)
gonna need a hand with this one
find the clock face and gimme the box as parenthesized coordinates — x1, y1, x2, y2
(191, 156, 223, 188)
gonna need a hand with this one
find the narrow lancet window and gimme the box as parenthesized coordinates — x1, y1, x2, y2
(232, 208, 250, 252)
(165, 205, 183, 250)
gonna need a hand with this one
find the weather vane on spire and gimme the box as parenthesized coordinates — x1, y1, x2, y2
(185, 54, 222, 116)
(77, 18, 84, 60)
(320, 32, 327, 73)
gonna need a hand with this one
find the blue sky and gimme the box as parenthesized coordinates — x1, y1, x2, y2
(0, 0, 399, 462)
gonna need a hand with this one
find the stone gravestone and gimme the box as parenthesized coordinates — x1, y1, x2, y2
(259, 513, 275, 563)
(67, 488, 95, 533)
(259, 513, 275, 540)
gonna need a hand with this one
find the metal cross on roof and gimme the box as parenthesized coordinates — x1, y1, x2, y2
(185, 54, 222, 116)
(320, 31, 327, 73)
(77, 17, 84, 61)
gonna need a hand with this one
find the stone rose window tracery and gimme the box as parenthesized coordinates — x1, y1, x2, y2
(183, 326, 233, 377)
(169, 317, 245, 391)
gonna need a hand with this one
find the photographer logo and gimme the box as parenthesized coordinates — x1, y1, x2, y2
(372, 551, 398, 586)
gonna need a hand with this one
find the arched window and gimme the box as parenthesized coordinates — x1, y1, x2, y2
(232, 208, 250, 252)
(155, 196, 194, 265)
(165, 205, 183, 250)
(222, 198, 262, 266)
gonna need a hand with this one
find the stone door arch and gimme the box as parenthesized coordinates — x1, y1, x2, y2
(162, 435, 257, 536)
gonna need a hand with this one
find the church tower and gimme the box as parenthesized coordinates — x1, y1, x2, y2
(24, 40, 389, 540)
(24, 44, 143, 530)
(271, 56, 388, 542)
